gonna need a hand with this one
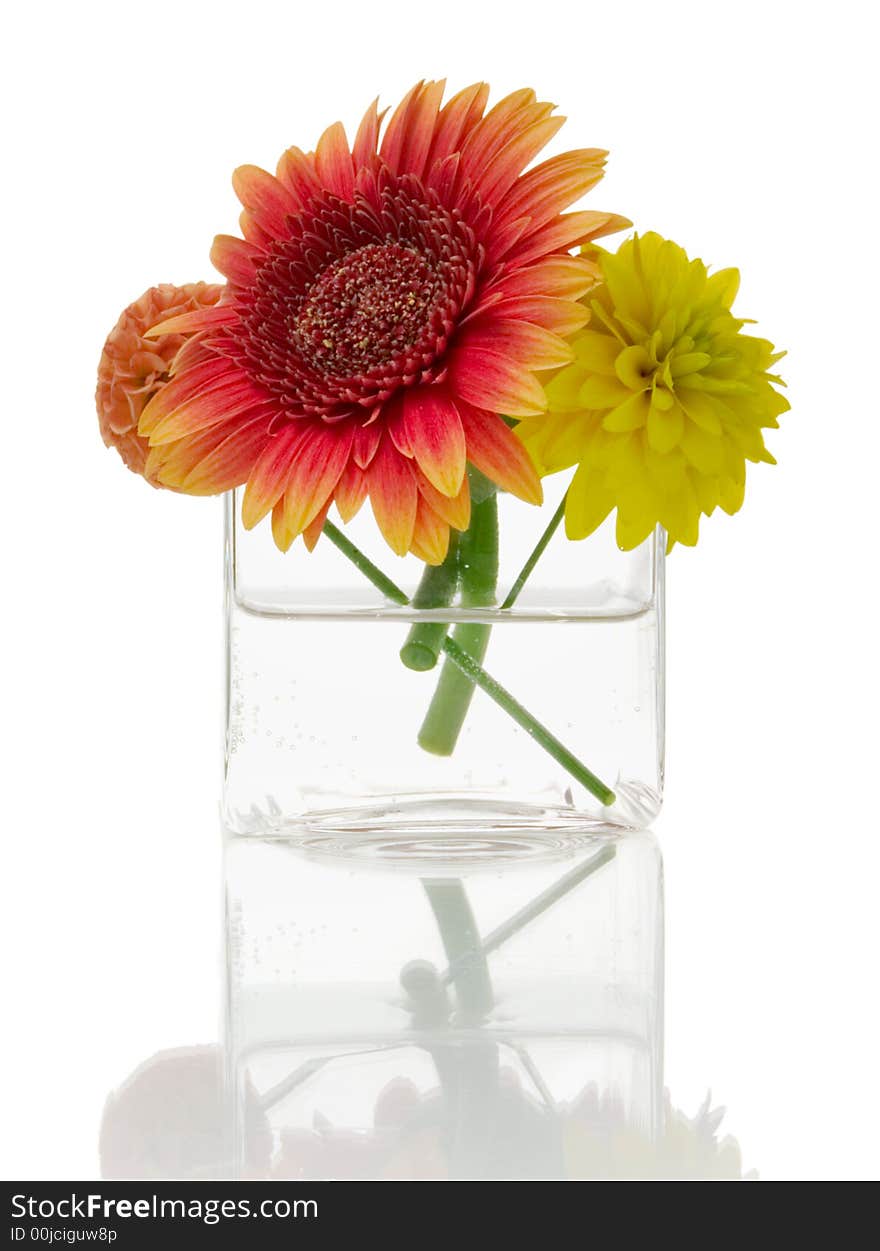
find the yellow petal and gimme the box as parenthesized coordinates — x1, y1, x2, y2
(647, 398, 684, 453)
(602, 390, 650, 433)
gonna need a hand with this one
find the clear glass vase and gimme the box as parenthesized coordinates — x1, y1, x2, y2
(223, 477, 664, 843)
(225, 831, 664, 1181)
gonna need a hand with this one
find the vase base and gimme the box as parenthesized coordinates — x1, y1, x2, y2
(224, 786, 660, 864)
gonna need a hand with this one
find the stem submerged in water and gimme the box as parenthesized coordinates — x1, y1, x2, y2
(417, 494, 498, 756)
(440, 636, 616, 806)
(399, 535, 460, 672)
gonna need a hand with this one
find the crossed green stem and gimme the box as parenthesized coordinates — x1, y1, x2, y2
(322, 492, 615, 807)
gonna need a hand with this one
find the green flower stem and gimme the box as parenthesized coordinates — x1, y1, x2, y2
(439, 635, 616, 806)
(500, 492, 567, 610)
(399, 535, 460, 672)
(417, 495, 498, 756)
(423, 879, 494, 1019)
(323, 519, 409, 606)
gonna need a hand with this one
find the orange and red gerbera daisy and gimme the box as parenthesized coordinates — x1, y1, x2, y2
(138, 81, 628, 562)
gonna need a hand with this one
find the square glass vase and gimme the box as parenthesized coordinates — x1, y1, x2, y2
(223, 480, 664, 844)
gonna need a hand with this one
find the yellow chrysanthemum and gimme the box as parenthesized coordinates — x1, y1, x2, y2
(516, 232, 789, 548)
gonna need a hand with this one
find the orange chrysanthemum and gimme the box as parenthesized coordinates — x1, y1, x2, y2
(96, 283, 223, 483)
(140, 81, 628, 561)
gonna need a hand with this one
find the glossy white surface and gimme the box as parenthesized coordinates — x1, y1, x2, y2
(1, 0, 877, 1181)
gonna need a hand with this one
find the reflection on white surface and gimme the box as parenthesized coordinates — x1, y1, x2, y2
(100, 833, 754, 1180)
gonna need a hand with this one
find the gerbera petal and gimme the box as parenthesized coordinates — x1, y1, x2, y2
(450, 349, 547, 418)
(333, 460, 369, 522)
(402, 387, 467, 497)
(144, 305, 237, 339)
(379, 81, 423, 173)
(471, 295, 590, 338)
(231, 165, 298, 236)
(498, 210, 631, 268)
(279, 422, 355, 539)
(396, 80, 446, 178)
(414, 466, 471, 531)
(275, 146, 322, 205)
(457, 319, 575, 372)
(485, 255, 599, 302)
(158, 412, 273, 496)
(410, 496, 451, 565)
(457, 403, 543, 504)
(315, 121, 355, 201)
(352, 98, 384, 166)
(302, 500, 332, 551)
(493, 150, 607, 232)
(138, 358, 238, 434)
(425, 82, 490, 172)
(458, 89, 549, 186)
(146, 379, 266, 446)
(241, 423, 311, 529)
(210, 235, 262, 286)
(353, 420, 383, 469)
(367, 433, 418, 555)
(474, 115, 565, 204)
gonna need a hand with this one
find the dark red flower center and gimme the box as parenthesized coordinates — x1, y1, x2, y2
(221, 174, 482, 419)
(292, 242, 443, 376)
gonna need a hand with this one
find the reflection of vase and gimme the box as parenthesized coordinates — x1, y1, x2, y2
(224, 832, 663, 1181)
(223, 486, 665, 840)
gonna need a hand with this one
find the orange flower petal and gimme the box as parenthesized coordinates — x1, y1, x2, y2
(496, 209, 630, 269)
(475, 115, 565, 204)
(241, 423, 311, 529)
(352, 98, 384, 166)
(414, 466, 471, 531)
(410, 496, 451, 565)
(455, 319, 575, 372)
(315, 121, 355, 201)
(144, 305, 237, 340)
(396, 80, 446, 178)
(151, 411, 273, 495)
(302, 499, 332, 551)
(333, 460, 369, 522)
(275, 146, 322, 205)
(402, 387, 467, 497)
(483, 255, 598, 303)
(353, 421, 382, 468)
(379, 81, 424, 173)
(449, 348, 547, 418)
(457, 403, 543, 505)
(138, 358, 237, 434)
(494, 149, 607, 233)
(232, 165, 298, 236)
(279, 422, 355, 539)
(477, 295, 590, 338)
(459, 89, 546, 185)
(146, 378, 265, 446)
(210, 235, 262, 286)
(367, 434, 418, 555)
(425, 82, 489, 173)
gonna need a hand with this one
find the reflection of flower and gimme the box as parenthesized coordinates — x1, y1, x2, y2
(272, 1072, 753, 1181)
(563, 1085, 754, 1180)
(517, 232, 788, 548)
(140, 82, 628, 561)
(99, 1046, 270, 1180)
(96, 283, 223, 482)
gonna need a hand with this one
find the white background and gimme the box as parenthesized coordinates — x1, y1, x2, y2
(1, 0, 878, 1181)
